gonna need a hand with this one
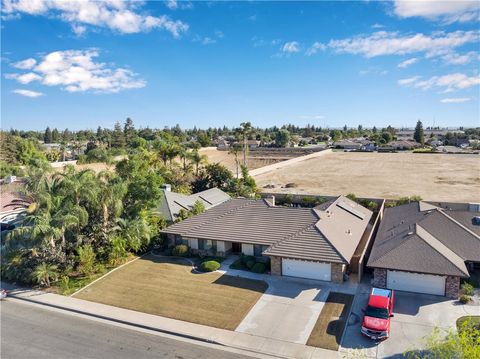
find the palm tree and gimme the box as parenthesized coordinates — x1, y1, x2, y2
(178, 146, 193, 175)
(57, 167, 97, 206)
(189, 149, 208, 176)
(239, 122, 254, 166)
(33, 263, 59, 287)
(228, 142, 242, 178)
(96, 171, 126, 230)
(115, 217, 151, 252)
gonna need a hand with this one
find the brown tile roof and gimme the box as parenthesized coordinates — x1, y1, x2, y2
(367, 202, 479, 277)
(162, 195, 372, 264)
(0, 182, 29, 214)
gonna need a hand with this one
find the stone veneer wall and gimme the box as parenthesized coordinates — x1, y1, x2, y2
(270, 256, 282, 275)
(372, 268, 387, 288)
(445, 276, 460, 299)
(331, 263, 344, 283)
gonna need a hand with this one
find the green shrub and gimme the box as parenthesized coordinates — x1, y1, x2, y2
(77, 245, 96, 277)
(241, 255, 255, 265)
(201, 260, 220, 272)
(230, 258, 244, 270)
(462, 283, 475, 296)
(459, 295, 471, 304)
(246, 260, 256, 270)
(251, 262, 266, 273)
(172, 244, 189, 257)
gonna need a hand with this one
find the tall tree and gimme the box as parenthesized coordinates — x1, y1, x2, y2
(44, 127, 53, 144)
(51, 128, 60, 143)
(239, 122, 254, 166)
(414, 120, 424, 146)
(123, 118, 136, 146)
(111, 121, 126, 148)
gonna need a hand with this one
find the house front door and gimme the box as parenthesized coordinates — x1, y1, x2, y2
(231, 242, 242, 254)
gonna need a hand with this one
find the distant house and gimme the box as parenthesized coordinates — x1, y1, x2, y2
(0, 182, 29, 223)
(157, 187, 230, 223)
(386, 140, 420, 150)
(162, 195, 373, 283)
(246, 140, 260, 149)
(217, 139, 230, 151)
(333, 140, 362, 150)
(360, 139, 376, 151)
(368, 202, 480, 298)
(396, 129, 464, 141)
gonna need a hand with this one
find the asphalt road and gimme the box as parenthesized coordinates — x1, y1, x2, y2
(1, 300, 251, 359)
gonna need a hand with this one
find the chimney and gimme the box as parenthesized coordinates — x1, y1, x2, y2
(268, 196, 275, 206)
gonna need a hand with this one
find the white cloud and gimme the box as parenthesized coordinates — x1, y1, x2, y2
(398, 76, 421, 86)
(399, 73, 480, 92)
(305, 42, 326, 56)
(202, 37, 216, 45)
(249, 14, 257, 21)
(2, 0, 189, 37)
(282, 41, 300, 53)
(6, 49, 146, 94)
(214, 30, 224, 38)
(398, 57, 418, 68)
(165, 0, 178, 10)
(329, 30, 479, 58)
(371, 23, 385, 29)
(441, 51, 479, 65)
(440, 97, 471, 103)
(13, 58, 36, 69)
(12, 89, 44, 97)
(393, 0, 480, 23)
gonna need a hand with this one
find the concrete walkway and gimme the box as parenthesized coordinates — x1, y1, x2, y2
(3, 283, 342, 359)
(249, 149, 332, 177)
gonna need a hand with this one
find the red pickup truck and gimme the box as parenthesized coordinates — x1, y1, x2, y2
(361, 287, 395, 340)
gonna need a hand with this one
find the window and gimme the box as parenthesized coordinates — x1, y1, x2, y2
(254, 245, 268, 257)
(199, 239, 217, 251)
(175, 236, 188, 245)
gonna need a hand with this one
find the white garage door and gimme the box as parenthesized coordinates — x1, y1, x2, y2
(387, 270, 445, 296)
(282, 259, 331, 281)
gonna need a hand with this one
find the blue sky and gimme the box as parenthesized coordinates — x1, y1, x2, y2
(1, 0, 479, 130)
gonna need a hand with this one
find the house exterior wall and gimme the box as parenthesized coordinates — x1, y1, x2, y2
(188, 238, 198, 250)
(445, 276, 460, 299)
(331, 263, 344, 283)
(372, 268, 387, 288)
(216, 241, 232, 257)
(270, 256, 282, 275)
(242, 244, 254, 256)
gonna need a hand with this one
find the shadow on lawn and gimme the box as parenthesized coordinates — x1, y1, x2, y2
(213, 275, 268, 294)
(141, 254, 193, 267)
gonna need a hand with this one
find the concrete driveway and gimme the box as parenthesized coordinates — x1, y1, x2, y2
(340, 286, 478, 358)
(235, 279, 329, 344)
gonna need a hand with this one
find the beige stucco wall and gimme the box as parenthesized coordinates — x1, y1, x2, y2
(331, 263, 344, 283)
(270, 256, 282, 275)
(242, 244, 254, 256)
(188, 238, 198, 250)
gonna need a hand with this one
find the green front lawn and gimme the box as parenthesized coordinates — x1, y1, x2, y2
(307, 292, 354, 351)
(74, 254, 268, 330)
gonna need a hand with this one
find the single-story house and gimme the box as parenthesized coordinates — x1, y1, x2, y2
(386, 140, 421, 150)
(367, 202, 480, 298)
(161, 195, 373, 283)
(157, 187, 230, 223)
(217, 139, 229, 151)
(333, 140, 363, 150)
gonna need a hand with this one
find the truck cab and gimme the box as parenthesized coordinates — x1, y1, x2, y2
(361, 287, 395, 340)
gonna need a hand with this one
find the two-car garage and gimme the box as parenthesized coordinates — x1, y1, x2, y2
(282, 258, 332, 282)
(387, 270, 446, 296)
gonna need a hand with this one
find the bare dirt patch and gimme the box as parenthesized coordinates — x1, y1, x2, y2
(199, 147, 289, 173)
(254, 151, 480, 202)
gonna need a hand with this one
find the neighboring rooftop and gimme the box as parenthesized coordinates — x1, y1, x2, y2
(163, 195, 373, 264)
(0, 182, 29, 214)
(367, 202, 480, 277)
(157, 187, 230, 222)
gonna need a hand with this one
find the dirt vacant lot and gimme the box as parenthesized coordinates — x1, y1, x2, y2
(199, 147, 286, 173)
(254, 151, 480, 202)
(75, 255, 267, 330)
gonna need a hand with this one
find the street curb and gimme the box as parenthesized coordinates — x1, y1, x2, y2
(11, 294, 221, 345)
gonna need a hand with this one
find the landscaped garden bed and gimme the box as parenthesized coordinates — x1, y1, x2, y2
(230, 254, 270, 274)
